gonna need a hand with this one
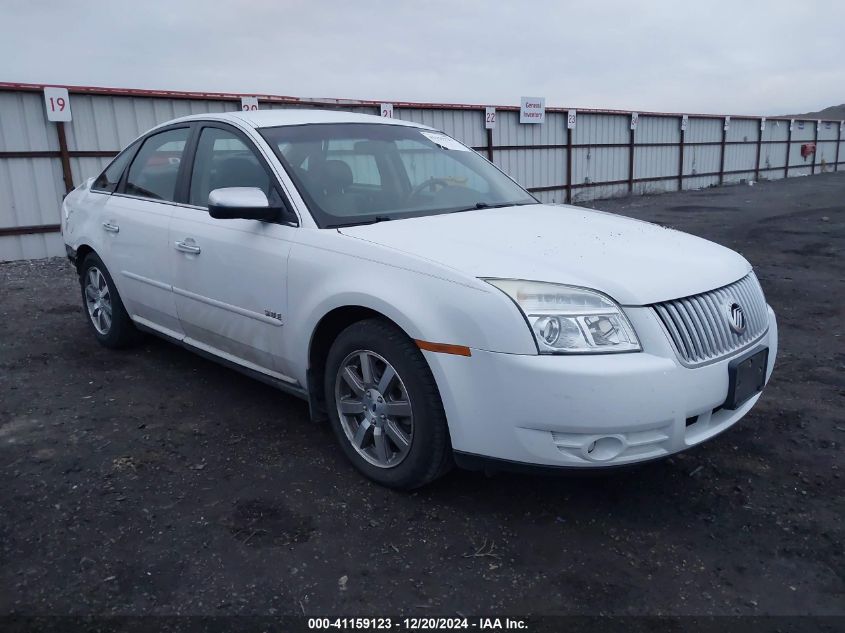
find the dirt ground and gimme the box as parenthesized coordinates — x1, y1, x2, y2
(1, 173, 842, 617)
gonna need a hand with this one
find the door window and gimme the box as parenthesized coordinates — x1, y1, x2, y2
(189, 127, 272, 207)
(124, 128, 189, 202)
(92, 141, 139, 193)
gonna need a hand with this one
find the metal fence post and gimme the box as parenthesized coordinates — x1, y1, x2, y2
(56, 121, 74, 194)
(836, 123, 842, 172)
(754, 118, 763, 182)
(485, 126, 494, 163)
(566, 121, 573, 204)
(677, 117, 685, 192)
(627, 127, 635, 194)
(811, 121, 818, 175)
(784, 122, 792, 179)
(483, 108, 494, 163)
(718, 121, 727, 186)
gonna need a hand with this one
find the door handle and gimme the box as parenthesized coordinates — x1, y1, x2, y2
(102, 222, 120, 233)
(174, 240, 201, 255)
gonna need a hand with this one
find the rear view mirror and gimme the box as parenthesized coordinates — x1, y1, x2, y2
(208, 187, 288, 222)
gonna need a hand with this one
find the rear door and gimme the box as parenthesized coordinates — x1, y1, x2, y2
(100, 126, 191, 338)
(169, 122, 297, 379)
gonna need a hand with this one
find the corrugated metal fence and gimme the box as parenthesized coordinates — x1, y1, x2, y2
(1, 82, 843, 261)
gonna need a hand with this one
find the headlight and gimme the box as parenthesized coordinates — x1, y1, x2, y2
(485, 279, 641, 354)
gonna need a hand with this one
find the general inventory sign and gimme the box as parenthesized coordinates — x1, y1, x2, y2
(519, 97, 545, 124)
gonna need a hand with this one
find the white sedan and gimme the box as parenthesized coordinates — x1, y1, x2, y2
(61, 110, 777, 488)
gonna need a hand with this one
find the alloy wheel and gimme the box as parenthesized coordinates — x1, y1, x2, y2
(334, 350, 414, 468)
(84, 266, 112, 335)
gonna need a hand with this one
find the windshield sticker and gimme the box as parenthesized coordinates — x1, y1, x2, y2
(419, 131, 470, 151)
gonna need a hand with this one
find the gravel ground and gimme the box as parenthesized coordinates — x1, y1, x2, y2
(0, 173, 842, 617)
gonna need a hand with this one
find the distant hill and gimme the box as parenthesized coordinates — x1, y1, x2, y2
(783, 104, 845, 120)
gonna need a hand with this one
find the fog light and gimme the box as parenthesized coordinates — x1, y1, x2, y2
(582, 436, 625, 461)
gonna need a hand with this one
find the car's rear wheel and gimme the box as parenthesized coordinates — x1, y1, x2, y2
(79, 252, 140, 349)
(324, 319, 452, 489)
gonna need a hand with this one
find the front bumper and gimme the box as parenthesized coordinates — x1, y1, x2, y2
(423, 305, 778, 468)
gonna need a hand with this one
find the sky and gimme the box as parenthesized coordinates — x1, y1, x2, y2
(1, 0, 842, 116)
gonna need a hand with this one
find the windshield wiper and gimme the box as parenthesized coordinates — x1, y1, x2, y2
(326, 215, 394, 229)
(449, 201, 531, 214)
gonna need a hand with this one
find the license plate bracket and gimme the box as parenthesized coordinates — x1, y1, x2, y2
(724, 347, 768, 410)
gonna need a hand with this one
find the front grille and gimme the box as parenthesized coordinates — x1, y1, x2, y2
(652, 273, 768, 366)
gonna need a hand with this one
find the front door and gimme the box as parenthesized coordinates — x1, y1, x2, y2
(169, 124, 296, 380)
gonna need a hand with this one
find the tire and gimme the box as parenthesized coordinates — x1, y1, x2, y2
(324, 318, 452, 489)
(79, 252, 141, 349)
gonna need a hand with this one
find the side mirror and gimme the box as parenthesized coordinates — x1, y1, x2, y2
(208, 187, 290, 222)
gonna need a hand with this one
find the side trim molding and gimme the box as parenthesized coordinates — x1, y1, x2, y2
(121, 270, 171, 291)
(172, 286, 284, 326)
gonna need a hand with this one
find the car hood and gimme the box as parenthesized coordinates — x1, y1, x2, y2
(338, 204, 751, 305)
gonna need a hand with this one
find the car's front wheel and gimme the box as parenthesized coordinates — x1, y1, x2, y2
(324, 319, 452, 489)
(79, 252, 140, 349)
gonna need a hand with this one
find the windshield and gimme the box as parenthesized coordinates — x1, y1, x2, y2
(259, 123, 537, 227)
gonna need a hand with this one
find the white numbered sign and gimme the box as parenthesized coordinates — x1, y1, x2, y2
(485, 107, 496, 129)
(380, 103, 394, 118)
(567, 110, 577, 129)
(630, 112, 639, 130)
(241, 96, 259, 111)
(723, 116, 730, 131)
(760, 117, 766, 131)
(680, 115, 688, 132)
(44, 87, 72, 122)
(789, 119, 795, 131)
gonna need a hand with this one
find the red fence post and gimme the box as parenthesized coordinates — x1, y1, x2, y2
(485, 126, 494, 163)
(566, 123, 573, 204)
(677, 117, 685, 192)
(56, 122, 74, 194)
(784, 122, 792, 179)
(627, 126, 635, 194)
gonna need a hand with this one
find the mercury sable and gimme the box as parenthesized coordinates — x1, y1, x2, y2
(61, 110, 777, 488)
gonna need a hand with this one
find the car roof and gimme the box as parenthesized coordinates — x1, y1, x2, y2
(166, 108, 434, 130)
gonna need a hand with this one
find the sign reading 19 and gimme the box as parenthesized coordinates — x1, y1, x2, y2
(49, 96, 67, 113)
(43, 87, 72, 122)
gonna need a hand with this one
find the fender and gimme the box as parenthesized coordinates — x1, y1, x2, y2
(282, 231, 538, 388)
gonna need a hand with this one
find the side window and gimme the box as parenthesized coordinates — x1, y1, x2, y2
(91, 141, 138, 193)
(124, 128, 190, 202)
(189, 127, 271, 207)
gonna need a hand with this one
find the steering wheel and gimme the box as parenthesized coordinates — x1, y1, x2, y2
(408, 177, 453, 200)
